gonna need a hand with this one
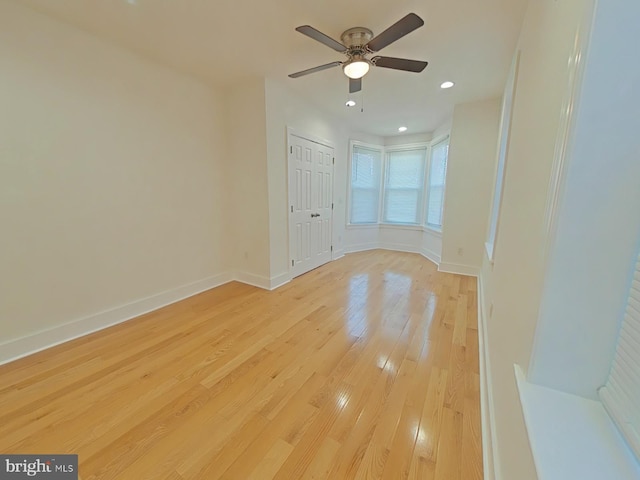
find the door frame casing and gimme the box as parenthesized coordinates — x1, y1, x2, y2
(286, 127, 336, 278)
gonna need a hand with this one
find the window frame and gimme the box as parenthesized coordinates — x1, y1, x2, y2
(347, 140, 384, 226)
(486, 51, 520, 262)
(382, 144, 428, 226)
(424, 134, 450, 233)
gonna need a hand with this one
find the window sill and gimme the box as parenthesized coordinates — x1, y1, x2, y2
(346, 223, 379, 229)
(347, 223, 443, 236)
(515, 365, 640, 480)
(379, 224, 423, 232)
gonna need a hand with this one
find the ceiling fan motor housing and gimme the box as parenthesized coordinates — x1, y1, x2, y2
(340, 27, 374, 53)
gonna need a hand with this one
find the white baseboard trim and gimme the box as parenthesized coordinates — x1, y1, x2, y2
(478, 276, 502, 480)
(232, 271, 272, 290)
(332, 249, 345, 261)
(344, 242, 379, 254)
(438, 262, 480, 277)
(421, 247, 441, 266)
(268, 272, 291, 291)
(0, 272, 234, 366)
(233, 270, 291, 291)
(378, 242, 421, 254)
(345, 242, 442, 268)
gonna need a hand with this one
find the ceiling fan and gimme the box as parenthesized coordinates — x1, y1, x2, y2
(288, 13, 428, 94)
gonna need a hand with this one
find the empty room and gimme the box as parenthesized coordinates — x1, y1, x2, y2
(1, 0, 639, 479)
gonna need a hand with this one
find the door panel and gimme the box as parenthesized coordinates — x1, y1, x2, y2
(314, 144, 333, 267)
(289, 137, 314, 276)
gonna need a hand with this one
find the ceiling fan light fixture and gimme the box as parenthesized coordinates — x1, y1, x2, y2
(289, 14, 428, 94)
(440, 81, 455, 89)
(345, 100, 356, 107)
(343, 59, 370, 79)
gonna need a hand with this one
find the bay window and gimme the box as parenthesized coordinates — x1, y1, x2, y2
(348, 137, 449, 229)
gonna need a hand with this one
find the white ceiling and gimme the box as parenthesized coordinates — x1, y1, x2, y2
(18, 0, 528, 137)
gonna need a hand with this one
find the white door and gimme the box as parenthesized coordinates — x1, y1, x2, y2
(288, 132, 333, 278)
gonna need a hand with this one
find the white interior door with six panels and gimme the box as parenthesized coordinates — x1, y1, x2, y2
(288, 132, 333, 279)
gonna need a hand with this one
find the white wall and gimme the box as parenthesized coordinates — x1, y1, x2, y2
(350, 132, 384, 145)
(479, 0, 595, 478)
(0, 1, 230, 345)
(264, 78, 351, 274)
(225, 78, 271, 283)
(441, 98, 501, 274)
(384, 132, 432, 146)
(433, 119, 453, 139)
(529, 0, 640, 398)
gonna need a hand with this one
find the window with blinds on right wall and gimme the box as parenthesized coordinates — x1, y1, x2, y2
(426, 137, 449, 230)
(599, 252, 640, 460)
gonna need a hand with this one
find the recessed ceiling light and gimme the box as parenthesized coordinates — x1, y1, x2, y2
(398, 126, 408, 132)
(440, 81, 455, 89)
(345, 100, 356, 107)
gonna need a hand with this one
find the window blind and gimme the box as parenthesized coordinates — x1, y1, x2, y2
(350, 146, 382, 224)
(599, 253, 640, 459)
(383, 149, 426, 224)
(426, 139, 449, 228)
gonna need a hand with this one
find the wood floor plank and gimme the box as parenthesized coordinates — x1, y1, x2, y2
(0, 250, 483, 479)
(434, 407, 464, 480)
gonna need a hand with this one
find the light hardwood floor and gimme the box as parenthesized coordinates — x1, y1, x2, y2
(0, 250, 482, 480)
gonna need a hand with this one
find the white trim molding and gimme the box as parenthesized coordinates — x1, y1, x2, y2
(421, 246, 441, 266)
(286, 127, 334, 150)
(233, 271, 272, 290)
(540, 0, 594, 267)
(485, 51, 520, 264)
(378, 242, 422, 254)
(478, 276, 502, 480)
(345, 242, 380, 254)
(0, 272, 234, 366)
(438, 262, 480, 277)
(516, 364, 640, 480)
(344, 242, 441, 268)
(332, 249, 345, 261)
(233, 270, 291, 291)
(268, 272, 291, 290)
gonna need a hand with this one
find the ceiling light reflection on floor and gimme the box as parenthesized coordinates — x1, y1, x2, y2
(376, 355, 396, 375)
(336, 391, 350, 410)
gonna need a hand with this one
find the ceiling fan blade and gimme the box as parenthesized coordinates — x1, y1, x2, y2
(295, 25, 348, 53)
(349, 77, 362, 93)
(372, 56, 428, 73)
(289, 61, 343, 78)
(365, 13, 424, 52)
